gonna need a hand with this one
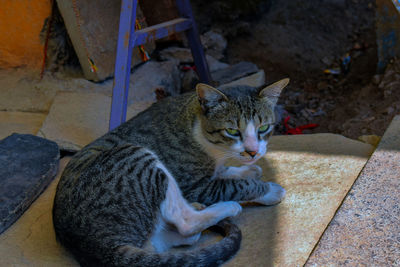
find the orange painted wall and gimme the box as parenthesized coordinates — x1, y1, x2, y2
(0, 0, 51, 69)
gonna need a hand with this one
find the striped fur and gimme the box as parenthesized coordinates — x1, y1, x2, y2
(53, 80, 288, 266)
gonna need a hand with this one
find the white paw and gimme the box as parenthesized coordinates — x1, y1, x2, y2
(254, 182, 286, 205)
(210, 201, 242, 217)
(225, 201, 243, 217)
(242, 165, 263, 179)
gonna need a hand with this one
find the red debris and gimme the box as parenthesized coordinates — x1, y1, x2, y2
(284, 116, 319, 135)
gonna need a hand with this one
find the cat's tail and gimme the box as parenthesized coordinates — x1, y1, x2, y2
(107, 219, 242, 267)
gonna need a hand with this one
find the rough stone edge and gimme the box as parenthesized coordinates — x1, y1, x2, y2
(0, 135, 60, 234)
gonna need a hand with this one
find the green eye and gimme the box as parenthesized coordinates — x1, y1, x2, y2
(258, 124, 270, 133)
(226, 128, 240, 136)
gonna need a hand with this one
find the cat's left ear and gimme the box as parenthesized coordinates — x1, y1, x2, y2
(259, 78, 289, 105)
(196, 83, 228, 112)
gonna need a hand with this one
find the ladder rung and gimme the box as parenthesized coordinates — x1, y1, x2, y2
(135, 18, 192, 46)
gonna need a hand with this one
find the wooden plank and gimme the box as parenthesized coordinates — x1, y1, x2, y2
(176, 0, 211, 83)
(135, 18, 192, 46)
(109, 0, 137, 130)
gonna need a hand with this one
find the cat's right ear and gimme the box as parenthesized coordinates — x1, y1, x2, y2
(196, 83, 228, 112)
(259, 78, 289, 106)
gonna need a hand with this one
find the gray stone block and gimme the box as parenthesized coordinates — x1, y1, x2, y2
(0, 134, 59, 234)
(159, 47, 229, 72)
(129, 60, 181, 104)
(211, 61, 259, 85)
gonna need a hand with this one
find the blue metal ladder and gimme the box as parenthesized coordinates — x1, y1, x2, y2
(109, 0, 211, 130)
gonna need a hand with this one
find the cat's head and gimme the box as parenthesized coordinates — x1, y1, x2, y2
(195, 78, 289, 165)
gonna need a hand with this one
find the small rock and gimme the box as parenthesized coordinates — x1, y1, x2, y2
(200, 30, 227, 60)
(0, 134, 59, 234)
(353, 42, 362, 50)
(211, 61, 259, 85)
(383, 106, 395, 115)
(321, 56, 333, 66)
(384, 89, 392, 99)
(300, 109, 313, 121)
(159, 47, 228, 72)
(352, 51, 363, 59)
(358, 135, 381, 147)
(317, 81, 329, 90)
(372, 74, 382, 85)
(307, 98, 319, 109)
(285, 104, 303, 113)
(362, 116, 375, 122)
(311, 108, 326, 117)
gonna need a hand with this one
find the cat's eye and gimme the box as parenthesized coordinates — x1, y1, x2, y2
(226, 128, 240, 136)
(258, 124, 271, 134)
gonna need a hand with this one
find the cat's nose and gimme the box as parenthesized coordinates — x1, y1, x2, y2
(246, 150, 258, 158)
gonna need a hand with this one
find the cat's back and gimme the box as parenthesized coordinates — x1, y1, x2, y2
(86, 92, 198, 151)
(127, 92, 196, 129)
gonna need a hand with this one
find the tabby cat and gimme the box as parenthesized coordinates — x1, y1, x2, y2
(53, 78, 289, 267)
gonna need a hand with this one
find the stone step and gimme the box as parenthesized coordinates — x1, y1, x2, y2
(306, 115, 400, 266)
(0, 134, 374, 266)
(37, 91, 154, 152)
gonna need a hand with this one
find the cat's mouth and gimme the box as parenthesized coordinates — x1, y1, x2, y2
(240, 156, 260, 165)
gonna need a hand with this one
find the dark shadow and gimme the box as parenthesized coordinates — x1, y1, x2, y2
(269, 133, 378, 157)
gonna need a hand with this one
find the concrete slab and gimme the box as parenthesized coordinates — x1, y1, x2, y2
(0, 111, 46, 139)
(225, 134, 374, 267)
(0, 69, 58, 113)
(0, 67, 158, 114)
(0, 134, 374, 266)
(56, 0, 154, 81)
(0, 68, 112, 113)
(306, 116, 400, 266)
(37, 91, 153, 151)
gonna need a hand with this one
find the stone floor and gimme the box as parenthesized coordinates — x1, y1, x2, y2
(0, 133, 375, 266)
(0, 67, 399, 266)
(306, 116, 400, 266)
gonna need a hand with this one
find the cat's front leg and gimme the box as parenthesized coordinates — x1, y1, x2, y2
(189, 178, 285, 206)
(250, 182, 286, 205)
(217, 165, 263, 180)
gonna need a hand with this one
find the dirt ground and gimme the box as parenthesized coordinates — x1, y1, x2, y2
(193, 0, 400, 139)
(7, 0, 399, 141)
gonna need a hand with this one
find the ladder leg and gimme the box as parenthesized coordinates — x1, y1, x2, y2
(109, 0, 138, 131)
(176, 0, 211, 84)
